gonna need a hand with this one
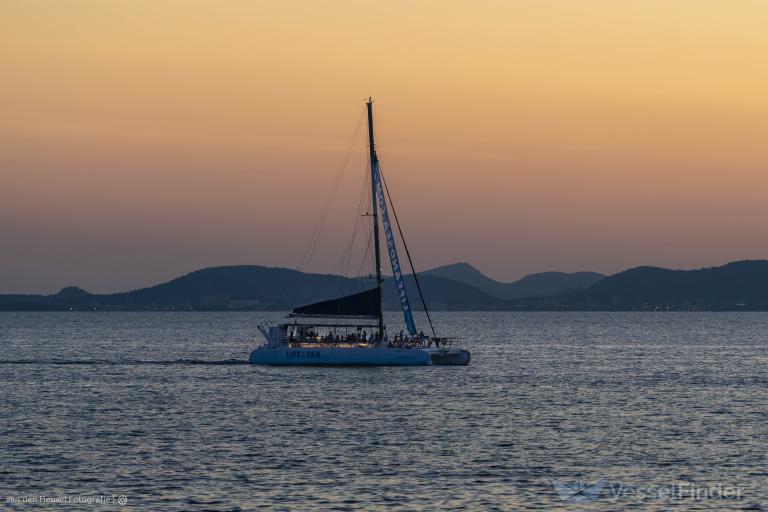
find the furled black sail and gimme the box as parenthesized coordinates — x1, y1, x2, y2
(290, 287, 380, 319)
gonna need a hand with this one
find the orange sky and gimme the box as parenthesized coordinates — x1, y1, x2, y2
(2, 0, 768, 293)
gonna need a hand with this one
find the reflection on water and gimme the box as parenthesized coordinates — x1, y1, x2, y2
(1, 312, 766, 510)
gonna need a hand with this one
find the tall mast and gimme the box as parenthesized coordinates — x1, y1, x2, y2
(366, 98, 385, 336)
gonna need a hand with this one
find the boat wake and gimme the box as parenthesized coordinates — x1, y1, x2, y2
(0, 358, 250, 366)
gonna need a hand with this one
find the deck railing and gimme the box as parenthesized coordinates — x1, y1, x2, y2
(279, 335, 465, 349)
(432, 337, 463, 348)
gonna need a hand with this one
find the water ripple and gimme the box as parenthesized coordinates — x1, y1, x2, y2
(1, 311, 767, 510)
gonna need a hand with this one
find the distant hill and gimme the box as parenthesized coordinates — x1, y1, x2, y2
(424, 262, 605, 299)
(511, 260, 768, 310)
(581, 260, 768, 309)
(0, 265, 505, 311)
(3, 260, 768, 311)
(394, 274, 501, 311)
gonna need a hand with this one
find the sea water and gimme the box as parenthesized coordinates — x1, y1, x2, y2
(1, 312, 766, 510)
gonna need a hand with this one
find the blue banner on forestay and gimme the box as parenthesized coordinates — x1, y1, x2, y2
(373, 161, 417, 336)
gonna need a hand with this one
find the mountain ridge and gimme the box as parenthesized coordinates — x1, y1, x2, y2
(0, 264, 505, 311)
(2, 260, 768, 311)
(423, 262, 605, 299)
(512, 259, 768, 310)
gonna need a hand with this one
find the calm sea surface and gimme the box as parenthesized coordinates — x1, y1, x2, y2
(1, 312, 767, 510)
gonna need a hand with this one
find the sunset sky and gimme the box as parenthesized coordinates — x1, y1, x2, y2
(2, 0, 768, 293)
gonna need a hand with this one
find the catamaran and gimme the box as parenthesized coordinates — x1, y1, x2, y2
(249, 99, 470, 366)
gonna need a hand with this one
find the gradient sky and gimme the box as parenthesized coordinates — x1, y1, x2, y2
(2, 0, 768, 293)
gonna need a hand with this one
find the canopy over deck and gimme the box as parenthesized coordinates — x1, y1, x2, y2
(290, 287, 380, 320)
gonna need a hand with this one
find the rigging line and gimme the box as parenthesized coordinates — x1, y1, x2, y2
(353, 156, 376, 292)
(378, 163, 437, 338)
(347, 209, 373, 296)
(336, 168, 370, 297)
(303, 108, 367, 304)
(288, 107, 365, 309)
(346, 155, 374, 296)
(335, 161, 369, 276)
(301, 107, 365, 271)
(351, 223, 374, 295)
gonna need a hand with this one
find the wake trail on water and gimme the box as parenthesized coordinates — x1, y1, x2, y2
(0, 358, 250, 366)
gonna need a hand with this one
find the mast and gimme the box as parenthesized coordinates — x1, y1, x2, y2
(366, 98, 385, 336)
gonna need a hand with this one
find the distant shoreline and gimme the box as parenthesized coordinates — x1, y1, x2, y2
(3, 260, 768, 312)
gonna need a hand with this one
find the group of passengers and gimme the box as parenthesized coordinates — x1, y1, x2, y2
(386, 330, 436, 348)
(290, 329, 382, 345)
(288, 328, 442, 348)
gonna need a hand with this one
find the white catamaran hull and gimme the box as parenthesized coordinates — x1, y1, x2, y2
(249, 346, 432, 366)
(422, 347, 471, 365)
